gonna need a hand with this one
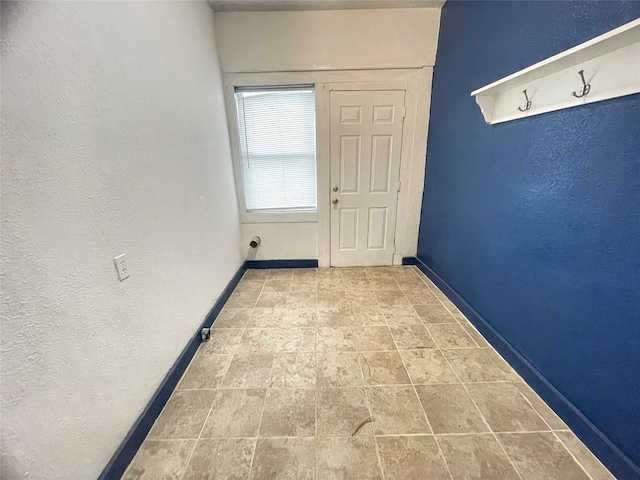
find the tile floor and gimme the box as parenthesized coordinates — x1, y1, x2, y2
(123, 266, 616, 480)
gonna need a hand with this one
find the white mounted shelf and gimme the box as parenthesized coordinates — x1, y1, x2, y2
(471, 18, 640, 125)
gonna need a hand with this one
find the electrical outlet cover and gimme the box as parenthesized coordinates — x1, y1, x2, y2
(114, 254, 130, 281)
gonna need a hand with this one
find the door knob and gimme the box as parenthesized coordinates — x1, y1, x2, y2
(332, 198, 339, 205)
(332, 186, 338, 192)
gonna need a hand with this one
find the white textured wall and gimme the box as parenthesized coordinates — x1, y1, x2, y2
(214, 8, 441, 72)
(0, 2, 242, 479)
(243, 223, 318, 260)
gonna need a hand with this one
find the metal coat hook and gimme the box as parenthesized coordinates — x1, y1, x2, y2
(571, 70, 591, 98)
(517, 89, 532, 112)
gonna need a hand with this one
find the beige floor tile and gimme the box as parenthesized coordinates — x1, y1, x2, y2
(243, 270, 269, 280)
(250, 438, 315, 480)
(375, 290, 410, 306)
(182, 438, 255, 480)
(317, 307, 351, 326)
(342, 277, 372, 290)
(222, 353, 274, 389)
(255, 292, 288, 308)
(317, 291, 347, 308)
(259, 388, 316, 437)
(316, 352, 363, 387)
(315, 436, 383, 480)
(437, 434, 520, 480)
(355, 326, 396, 351)
(235, 279, 265, 293)
(317, 326, 357, 352)
(292, 268, 317, 278)
(268, 269, 294, 279)
(125, 268, 608, 480)
(364, 267, 396, 279)
(360, 351, 411, 385)
(269, 353, 316, 388)
(316, 387, 372, 436)
(345, 290, 378, 307)
(274, 327, 316, 352)
(415, 384, 489, 434)
(317, 278, 344, 291)
(366, 386, 431, 435)
(201, 389, 266, 438)
(442, 348, 510, 383)
(123, 439, 195, 480)
(202, 328, 244, 354)
(381, 305, 423, 326)
(399, 348, 459, 384)
(339, 266, 367, 277)
(177, 353, 232, 389)
(403, 287, 440, 305)
(389, 325, 435, 349)
(555, 431, 616, 480)
(242, 269, 269, 282)
(498, 432, 590, 480)
(427, 323, 478, 349)
(213, 308, 252, 329)
(377, 435, 451, 480)
(287, 291, 317, 307)
(247, 308, 284, 328)
(148, 390, 216, 439)
(396, 277, 428, 290)
(513, 383, 567, 430)
(263, 279, 291, 293)
(413, 303, 457, 324)
(466, 383, 548, 433)
(367, 278, 401, 290)
(225, 292, 260, 309)
(459, 321, 490, 347)
(391, 266, 420, 278)
(483, 348, 521, 381)
(238, 328, 280, 353)
(290, 281, 317, 293)
(349, 307, 387, 326)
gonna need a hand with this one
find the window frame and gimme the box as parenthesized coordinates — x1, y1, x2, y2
(225, 83, 319, 224)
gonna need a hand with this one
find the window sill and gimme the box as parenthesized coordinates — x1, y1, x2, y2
(240, 211, 318, 224)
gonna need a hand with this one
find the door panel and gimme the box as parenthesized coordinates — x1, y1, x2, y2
(330, 90, 405, 267)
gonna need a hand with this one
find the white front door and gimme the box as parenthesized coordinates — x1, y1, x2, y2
(329, 90, 406, 267)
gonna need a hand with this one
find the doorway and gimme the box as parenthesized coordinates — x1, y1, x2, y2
(329, 90, 406, 266)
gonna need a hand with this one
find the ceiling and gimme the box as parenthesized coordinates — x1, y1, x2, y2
(208, 0, 445, 12)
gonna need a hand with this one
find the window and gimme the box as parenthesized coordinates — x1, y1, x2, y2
(235, 86, 317, 212)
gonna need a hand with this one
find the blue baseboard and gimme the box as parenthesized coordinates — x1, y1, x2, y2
(406, 256, 640, 480)
(98, 262, 248, 480)
(401, 256, 417, 265)
(245, 259, 318, 269)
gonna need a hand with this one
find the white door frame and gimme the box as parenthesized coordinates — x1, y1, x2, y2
(223, 69, 429, 267)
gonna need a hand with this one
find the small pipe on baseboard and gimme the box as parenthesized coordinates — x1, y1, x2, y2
(249, 236, 261, 248)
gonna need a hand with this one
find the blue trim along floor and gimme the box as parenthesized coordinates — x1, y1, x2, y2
(111, 265, 616, 480)
(245, 259, 319, 269)
(404, 255, 638, 480)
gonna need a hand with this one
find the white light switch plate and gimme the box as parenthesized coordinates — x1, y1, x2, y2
(114, 254, 130, 281)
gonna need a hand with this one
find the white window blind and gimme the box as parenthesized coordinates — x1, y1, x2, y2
(235, 86, 317, 212)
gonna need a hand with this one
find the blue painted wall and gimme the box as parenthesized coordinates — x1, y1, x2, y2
(418, 0, 640, 473)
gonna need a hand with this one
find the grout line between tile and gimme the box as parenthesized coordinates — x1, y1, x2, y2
(516, 392, 598, 480)
(412, 268, 603, 480)
(411, 275, 526, 480)
(357, 340, 387, 480)
(388, 285, 455, 480)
